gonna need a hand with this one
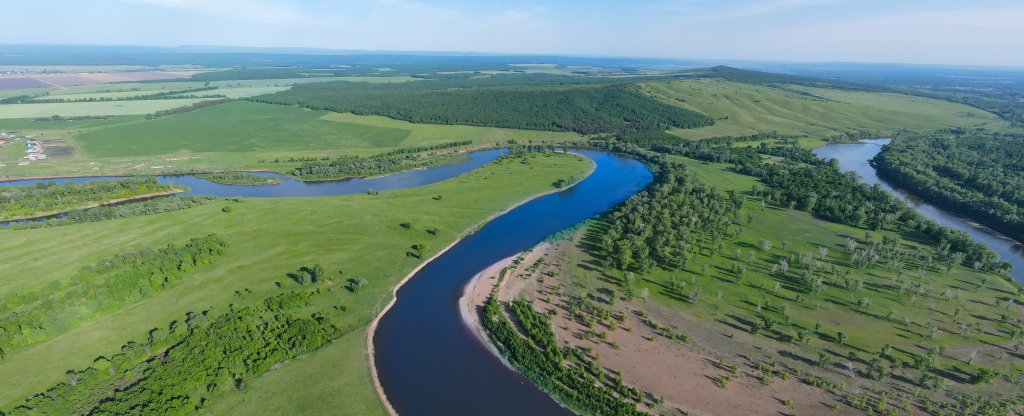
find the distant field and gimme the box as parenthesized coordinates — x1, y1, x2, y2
(75, 101, 413, 157)
(0, 100, 580, 179)
(73, 101, 579, 159)
(645, 78, 1006, 139)
(0, 98, 217, 119)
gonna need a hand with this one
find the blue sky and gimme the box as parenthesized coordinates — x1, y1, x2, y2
(6, 0, 1024, 66)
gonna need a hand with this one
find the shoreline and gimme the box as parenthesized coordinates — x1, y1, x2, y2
(365, 153, 595, 416)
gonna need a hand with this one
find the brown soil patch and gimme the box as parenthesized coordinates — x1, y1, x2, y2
(463, 239, 846, 416)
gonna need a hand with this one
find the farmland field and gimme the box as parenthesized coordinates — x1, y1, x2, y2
(0, 151, 593, 413)
(644, 78, 1005, 139)
(0, 98, 217, 119)
(0, 99, 581, 179)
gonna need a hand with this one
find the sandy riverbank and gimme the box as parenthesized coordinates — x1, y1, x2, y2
(460, 238, 838, 416)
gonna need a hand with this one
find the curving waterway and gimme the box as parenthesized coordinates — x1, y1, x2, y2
(0, 149, 506, 226)
(0, 149, 505, 198)
(373, 149, 652, 415)
(814, 139, 1024, 284)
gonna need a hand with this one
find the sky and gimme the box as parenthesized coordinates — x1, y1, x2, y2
(5, 0, 1024, 66)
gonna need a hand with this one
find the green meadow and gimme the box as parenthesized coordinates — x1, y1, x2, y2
(0, 101, 580, 179)
(0, 98, 217, 119)
(0, 151, 592, 413)
(644, 78, 1006, 140)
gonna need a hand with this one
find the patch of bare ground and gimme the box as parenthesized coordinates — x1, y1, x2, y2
(465, 238, 851, 416)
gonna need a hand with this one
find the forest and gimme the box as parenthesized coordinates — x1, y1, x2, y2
(600, 155, 737, 274)
(0, 178, 181, 221)
(872, 130, 1024, 242)
(251, 75, 714, 134)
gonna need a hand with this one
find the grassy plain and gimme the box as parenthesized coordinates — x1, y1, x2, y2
(0, 101, 580, 179)
(0, 151, 592, 413)
(0, 98, 217, 119)
(644, 78, 1006, 140)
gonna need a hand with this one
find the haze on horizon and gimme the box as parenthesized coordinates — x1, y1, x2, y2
(5, 0, 1024, 67)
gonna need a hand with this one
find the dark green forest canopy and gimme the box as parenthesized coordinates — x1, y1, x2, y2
(251, 74, 714, 134)
(872, 130, 1024, 242)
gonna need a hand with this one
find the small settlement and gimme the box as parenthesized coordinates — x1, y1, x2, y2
(0, 130, 44, 166)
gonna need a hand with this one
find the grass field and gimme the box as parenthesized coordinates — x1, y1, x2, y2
(644, 78, 1006, 139)
(0, 151, 592, 413)
(669, 155, 759, 192)
(75, 101, 413, 157)
(0, 101, 581, 179)
(71, 100, 580, 158)
(0, 98, 217, 119)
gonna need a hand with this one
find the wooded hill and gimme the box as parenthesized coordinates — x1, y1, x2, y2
(251, 74, 714, 134)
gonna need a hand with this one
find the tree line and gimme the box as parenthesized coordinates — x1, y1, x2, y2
(19, 86, 225, 104)
(872, 129, 1024, 242)
(195, 172, 279, 185)
(290, 152, 460, 180)
(147, 98, 233, 119)
(482, 296, 650, 416)
(4, 196, 214, 230)
(0, 177, 180, 221)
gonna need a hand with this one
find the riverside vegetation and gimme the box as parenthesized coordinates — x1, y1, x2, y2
(872, 129, 1024, 243)
(509, 139, 1024, 415)
(0, 151, 592, 415)
(0, 178, 182, 221)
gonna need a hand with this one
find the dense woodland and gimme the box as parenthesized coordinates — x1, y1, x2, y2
(0, 178, 180, 221)
(873, 130, 1024, 242)
(600, 156, 737, 274)
(0, 235, 228, 350)
(252, 75, 713, 134)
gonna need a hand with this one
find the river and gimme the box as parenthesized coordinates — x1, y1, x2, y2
(373, 149, 652, 415)
(0, 149, 506, 198)
(0, 149, 506, 226)
(814, 139, 1024, 284)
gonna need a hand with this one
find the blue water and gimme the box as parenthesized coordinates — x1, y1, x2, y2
(373, 149, 652, 416)
(814, 139, 1024, 284)
(0, 149, 505, 198)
